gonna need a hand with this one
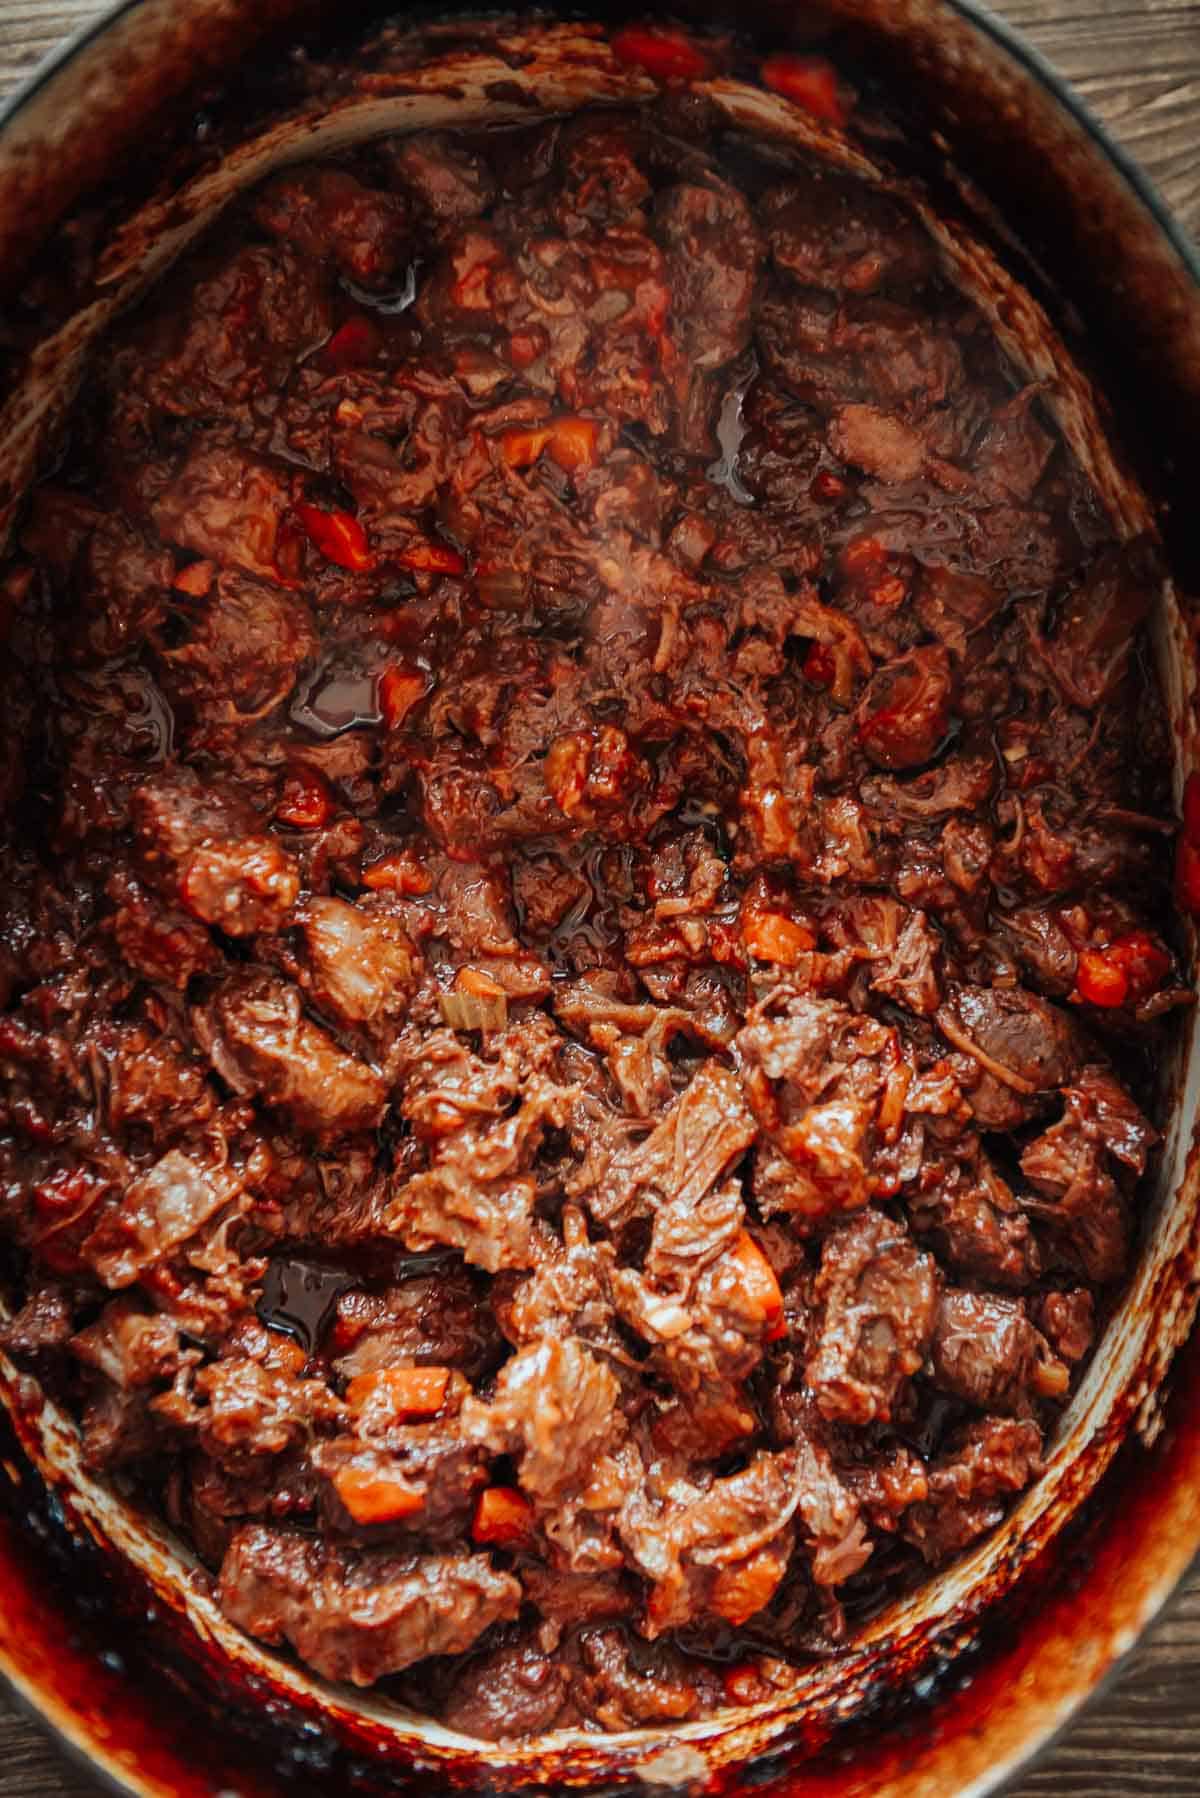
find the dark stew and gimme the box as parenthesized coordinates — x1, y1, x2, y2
(0, 23, 1188, 1739)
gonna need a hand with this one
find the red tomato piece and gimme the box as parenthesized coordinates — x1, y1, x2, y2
(1075, 948, 1129, 1008)
(612, 24, 712, 81)
(275, 766, 333, 830)
(760, 52, 848, 127)
(1108, 929, 1172, 1002)
(295, 502, 375, 573)
(321, 314, 383, 371)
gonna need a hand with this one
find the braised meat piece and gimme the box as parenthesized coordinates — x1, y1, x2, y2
(132, 770, 299, 937)
(0, 51, 1179, 1739)
(254, 165, 408, 287)
(196, 971, 387, 1136)
(806, 1208, 939, 1425)
(218, 1527, 521, 1684)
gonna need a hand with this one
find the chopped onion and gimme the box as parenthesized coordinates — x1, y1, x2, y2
(439, 972, 508, 1033)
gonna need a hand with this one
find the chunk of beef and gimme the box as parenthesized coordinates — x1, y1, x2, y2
(930, 1288, 1068, 1413)
(0, 1284, 75, 1357)
(132, 770, 298, 937)
(387, 132, 495, 222)
(25, 499, 173, 662)
(289, 897, 418, 1030)
(736, 995, 892, 1221)
(461, 1337, 620, 1503)
(829, 403, 927, 484)
(218, 1527, 521, 1684)
(589, 1060, 757, 1232)
(1018, 1066, 1154, 1283)
(156, 1345, 341, 1465)
(937, 983, 1080, 1120)
(908, 1159, 1042, 1289)
(856, 645, 955, 770)
(254, 166, 408, 287)
(658, 179, 762, 449)
(160, 572, 317, 720)
(913, 563, 1004, 656)
(555, 115, 651, 231)
(332, 1267, 502, 1384)
(197, 971, 387, 1135)
(760, 171, 935, 296)
(806, 1208, 939, 1425)
(441, 1638, 571, 1740)
(972, 386, 1054, 502)
(903, 1416, 1043, 1564)
(1040, 537, 1161, 709)
(120, 242, 330, 420)
(759, 292, 962, 422)
(829, 896, 942, 1014)
(81, 1149, 244, 1288)
(70, 1296, 188, 1388)
(151, 443, 295, 583)
(108, 872, 220, 988)
(388, 1056, 572, 1272)
(576, 1629, 712, 1729)
(495, 1206, 617, 1350)
(996, 904, 1078, 998)
(1037, 1288, 1095, 1364)
(613, 1184, 783, 1391)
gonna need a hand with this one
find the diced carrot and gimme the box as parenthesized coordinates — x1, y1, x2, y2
(173, 558, 215, 596)
(741, 910, 815, 965)
(1075, 931, 1171, 1008)
(501, 416, 600, 476)
(334, 1466, 425, 1526)
(275, 765, 333, 830)
(729, 1230, 786, 1340)
(1074, 948, 1129, 1008)
(711, 1546, 788, 1625)
(471, 1484, 536, 1548)
(1183, 772, 1200, 845)
(377, 665, 428, 730)
(361, 850, 433, 895)
(295, 502, 375, 573)
(546, 415, 599, 473)
(393, 540, 466, 575)
(321, 314, 383, 371)
(760, 53, 848, 127)
(1178, 836, 1200, 914)
(501, 425, 554, 470)
(457, 966, 506, 999)
(611, 24, 712, 81)
(802, 641, 837, 689)
(345, 1365, 451, 1419)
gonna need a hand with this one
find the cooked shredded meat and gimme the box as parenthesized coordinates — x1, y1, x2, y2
(0, 20, 1184, 1738)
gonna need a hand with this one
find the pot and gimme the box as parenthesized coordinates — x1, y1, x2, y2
(0, 5, 1197, 1794)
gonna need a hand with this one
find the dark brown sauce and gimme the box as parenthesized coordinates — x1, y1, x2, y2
(258, 1256, 356, 1353)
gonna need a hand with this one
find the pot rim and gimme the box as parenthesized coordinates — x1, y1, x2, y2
(0, 4, 1196, 1796)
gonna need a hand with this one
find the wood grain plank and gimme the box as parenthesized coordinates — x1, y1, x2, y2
(0, 2, 1196, 1794)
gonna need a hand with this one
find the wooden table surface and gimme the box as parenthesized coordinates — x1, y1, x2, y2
(0, 0, 1197, 1791)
